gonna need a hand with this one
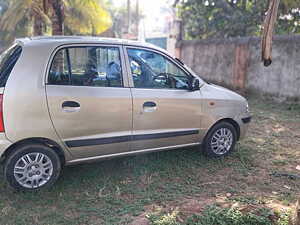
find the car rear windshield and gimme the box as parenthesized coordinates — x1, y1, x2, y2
(0, 44, 22, 87)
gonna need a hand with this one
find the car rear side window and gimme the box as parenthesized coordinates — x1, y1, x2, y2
(48, 46, 123, 87)
(48, 48, 70, 85)
(0, 44, 22, 87)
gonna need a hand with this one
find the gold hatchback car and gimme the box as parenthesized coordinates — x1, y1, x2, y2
(0, 36, 251, 190)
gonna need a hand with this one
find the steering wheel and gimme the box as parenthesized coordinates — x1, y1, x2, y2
(153, 73, 176, 88)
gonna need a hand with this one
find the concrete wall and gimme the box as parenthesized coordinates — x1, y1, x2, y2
(179, 35, 300, 101)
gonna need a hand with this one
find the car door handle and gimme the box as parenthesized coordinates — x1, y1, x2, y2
(143, 101, 156, 107)
(143, 101, 157, 113)
(62, 101, 80, 112)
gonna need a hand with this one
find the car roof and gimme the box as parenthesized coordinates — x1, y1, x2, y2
(15, 36, 168, 54)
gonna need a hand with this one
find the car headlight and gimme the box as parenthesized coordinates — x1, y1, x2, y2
(245, 102, 250, 113)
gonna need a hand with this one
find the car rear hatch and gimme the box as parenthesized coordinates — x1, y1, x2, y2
(0, 43, 23, 132)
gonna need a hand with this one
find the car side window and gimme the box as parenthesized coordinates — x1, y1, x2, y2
(48, 48, 70, 85)
(127, 48, 190, 90)
(48, 46, 123, 87)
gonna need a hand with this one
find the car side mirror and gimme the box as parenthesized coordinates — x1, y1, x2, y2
(189, 77, 200, 91)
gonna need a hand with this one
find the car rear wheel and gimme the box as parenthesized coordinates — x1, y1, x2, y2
(202, 121, 237, 157)
(4, 143, 61, 191)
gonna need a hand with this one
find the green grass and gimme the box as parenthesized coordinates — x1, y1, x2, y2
(0, 148, 227, 225)
(185, 206, 274, 225)
(0, 96, 299, 225)
(147, 210, 179, 225)
(147, 206, 292, 225)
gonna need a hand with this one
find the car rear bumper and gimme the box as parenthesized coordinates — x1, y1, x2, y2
(0, 133, 12, 159)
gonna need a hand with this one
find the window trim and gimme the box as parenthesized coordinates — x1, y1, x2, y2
(65, 48, 72, 85)
(124, 45, 195, 90)
(46, 44, 128, 88)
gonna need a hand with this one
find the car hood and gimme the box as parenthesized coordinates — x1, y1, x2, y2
(202, 83, 247, 102)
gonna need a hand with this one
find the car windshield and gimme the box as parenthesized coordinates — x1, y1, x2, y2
(177, 58, 206, 85)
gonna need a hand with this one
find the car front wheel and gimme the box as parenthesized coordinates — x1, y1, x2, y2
(4, 143, 61, 191)
(203, 121, 238, 157)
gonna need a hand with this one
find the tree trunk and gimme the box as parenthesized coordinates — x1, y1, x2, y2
(127, 0, 131, 33)
(136, 0, 139, 35)
(261, 0, 280, 66)
(33, 15, 43, 36)
(50, 0, 64, 35)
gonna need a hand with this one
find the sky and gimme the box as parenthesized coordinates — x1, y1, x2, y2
(111, 0, 174, 37)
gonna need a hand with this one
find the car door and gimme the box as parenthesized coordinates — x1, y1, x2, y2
(46, 44, 132, 159)
(124, 46, 202, 151)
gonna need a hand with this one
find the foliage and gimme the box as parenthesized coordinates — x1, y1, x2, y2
(282, 0, 300, 8)
(147, 206, 293, 225)
(277, 209, 292, 225)
(64, 0, 112, 35)
(0, 0, 112, 45)
(176, 0, 300, 39)
(147, 210, 180, 225)
(277, 6, 300, 34)
(0, 0, 35, 44)
(185, 206, 274, 225)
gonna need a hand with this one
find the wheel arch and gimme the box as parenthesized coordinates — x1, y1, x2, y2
(1, 137, 66, 166)
(203, 118, 241, 142)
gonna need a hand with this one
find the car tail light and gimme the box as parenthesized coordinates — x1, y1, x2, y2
(0, 94, 4, 132)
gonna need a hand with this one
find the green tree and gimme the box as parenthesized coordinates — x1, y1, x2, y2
(64, 0, 112, 35)
(277, 0, 300, 34)
(175, 0, 300, 39)
(0, 0, 112, 44)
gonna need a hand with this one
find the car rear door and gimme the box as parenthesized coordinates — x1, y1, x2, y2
(124, 46, 202, 151)
(46, 44, 132, 159)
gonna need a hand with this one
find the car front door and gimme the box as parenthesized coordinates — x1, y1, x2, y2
(46, 45, 132, 159)
(125, 46, 202, 151)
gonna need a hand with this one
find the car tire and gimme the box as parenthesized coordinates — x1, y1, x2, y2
(202, 121, 238, 157)
(4, 143, 61, 191)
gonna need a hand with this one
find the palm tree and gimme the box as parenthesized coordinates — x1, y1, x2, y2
(0, 0, 51, 36)
(64, 0, 112, 36)
(49, 0, 64, 35)
(0, 0, 112, 38)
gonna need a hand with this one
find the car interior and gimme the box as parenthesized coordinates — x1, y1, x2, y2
(127, 49, 190, 90)
(48, 47, 122, 87)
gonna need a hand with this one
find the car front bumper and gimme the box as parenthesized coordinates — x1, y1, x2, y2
(235, 113, 251, 140)
(241, 116, 252, 124)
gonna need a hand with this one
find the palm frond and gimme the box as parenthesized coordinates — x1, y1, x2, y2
(0, 0, 51, 32)
(0, 0, 30, 31)
(31, 2, 51, 27)
(65, 0, 112, 35)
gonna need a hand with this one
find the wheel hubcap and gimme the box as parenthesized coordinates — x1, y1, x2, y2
(211, 128, 233, 155)
(14, 153, 53, 189)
